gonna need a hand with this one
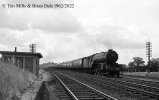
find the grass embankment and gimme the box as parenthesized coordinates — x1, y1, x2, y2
(0, 61, 37, 100)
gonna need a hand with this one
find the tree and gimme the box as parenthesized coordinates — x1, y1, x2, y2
(128, 57, 145, 72)
(120, 64, 128, 72)
(150, 58, 159, 72)
(128, 62, 135, 67)
(132, 57, 145, 67)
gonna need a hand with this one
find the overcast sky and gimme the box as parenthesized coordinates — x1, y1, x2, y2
(0, 0, 159, 65)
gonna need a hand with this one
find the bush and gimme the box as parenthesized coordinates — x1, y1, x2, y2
(0, 61, 37, 100)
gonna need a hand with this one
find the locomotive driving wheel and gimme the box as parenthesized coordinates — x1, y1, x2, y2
(94, 64, 104, 75)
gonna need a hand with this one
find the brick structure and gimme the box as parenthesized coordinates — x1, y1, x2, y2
(0, 50, 43, 76)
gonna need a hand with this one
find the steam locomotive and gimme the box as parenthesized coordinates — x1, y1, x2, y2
(58, 49, 121, 77)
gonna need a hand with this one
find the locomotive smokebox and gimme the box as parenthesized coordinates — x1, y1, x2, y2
(106, 49, 118, 64)
(92, 49, 118, 64)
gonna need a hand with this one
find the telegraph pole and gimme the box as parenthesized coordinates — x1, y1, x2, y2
(146, 42, 152, 73)
(29, 44, 36, 53)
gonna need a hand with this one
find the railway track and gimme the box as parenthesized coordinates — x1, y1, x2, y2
(122, 75, 159, 87)
(51, 71, 117, 100)
(98, 77, 159, 99)
(59, 71, 159, 99)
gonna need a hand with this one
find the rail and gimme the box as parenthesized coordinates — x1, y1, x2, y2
(52, 71, 118, 100)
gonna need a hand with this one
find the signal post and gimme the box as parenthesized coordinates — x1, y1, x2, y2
(146, 42, 152, 73)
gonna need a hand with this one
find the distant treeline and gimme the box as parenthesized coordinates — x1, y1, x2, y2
(121, 57, 159, 72)
(40, 62, 58, 68)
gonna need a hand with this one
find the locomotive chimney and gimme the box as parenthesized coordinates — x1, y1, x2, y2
(15, 47, 17, 52)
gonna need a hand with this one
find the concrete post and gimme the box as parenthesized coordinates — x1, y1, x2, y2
(33, 57, 36, 74)
(2, 55, 4, 62)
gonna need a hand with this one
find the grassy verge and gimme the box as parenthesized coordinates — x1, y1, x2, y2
(0, 61, 37, 100)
